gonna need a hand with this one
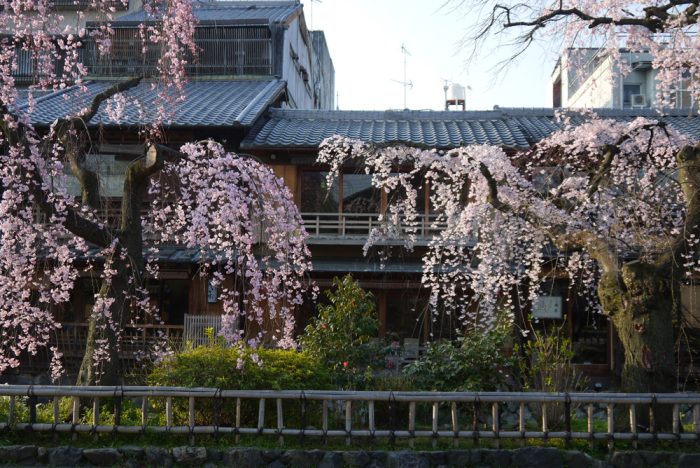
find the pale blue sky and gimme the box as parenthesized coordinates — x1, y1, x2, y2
(301, 0, 559, 111)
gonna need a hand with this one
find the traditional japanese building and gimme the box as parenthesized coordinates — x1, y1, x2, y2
(10, 3, 700, 389)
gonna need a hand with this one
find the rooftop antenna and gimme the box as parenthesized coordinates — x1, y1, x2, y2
(441, 78, 450, 111)
(308, 0, 322, 30)
(391, 43, 413, 109)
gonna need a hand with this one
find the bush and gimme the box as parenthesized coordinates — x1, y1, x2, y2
(148, 343, 332, 427)
(402, 318, 515, 392)
(148, 344, 332, 391)
(300, 274, 381, 389)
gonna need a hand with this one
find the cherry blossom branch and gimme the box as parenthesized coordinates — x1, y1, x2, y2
(479, 157, 620, 274)
(659, 143, 700, 270)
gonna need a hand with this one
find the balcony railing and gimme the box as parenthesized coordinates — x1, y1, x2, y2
(50, 0, 128, 10)
(300, 212, 447, 240)
(52, 323, 183, 360)
(82, 26, 273, 77)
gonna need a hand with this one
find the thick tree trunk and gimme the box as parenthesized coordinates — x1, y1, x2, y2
(598, 262, 676, 428)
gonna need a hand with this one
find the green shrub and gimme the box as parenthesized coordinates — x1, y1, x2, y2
(147, 343, 332, 427)
(300, 274, 381, 389)
(402, 318, 515, 392)
(148, 345, 332, 391)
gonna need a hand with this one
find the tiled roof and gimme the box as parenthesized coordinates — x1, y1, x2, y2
(241, 108, 700, 150)
(113, 1, 301, 25)
(20, 79, 286, 128)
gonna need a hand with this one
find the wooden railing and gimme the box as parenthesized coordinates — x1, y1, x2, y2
(300, 212, 448, 239)
(53, 323, 184, 359)
(38, 206, 451, 241)
(1, 386, 699, 447)
(183, 314, 221, 347)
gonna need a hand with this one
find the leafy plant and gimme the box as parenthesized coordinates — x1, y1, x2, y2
(148, 344, 331, 391)
(300, 275, 381, 389)
(515, 325, 587, 429)
(402, 317, 515, 392)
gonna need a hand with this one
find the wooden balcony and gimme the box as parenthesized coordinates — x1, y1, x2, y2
(300, 212, 447, 245)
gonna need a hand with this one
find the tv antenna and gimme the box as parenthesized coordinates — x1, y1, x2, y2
(392, 44, 413, 109)
(308, 0, 322, 30)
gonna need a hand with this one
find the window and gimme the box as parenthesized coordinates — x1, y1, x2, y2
(623, 84, 642, 108)
(299, 171, 338, 213)
(342, 173, 381, 213)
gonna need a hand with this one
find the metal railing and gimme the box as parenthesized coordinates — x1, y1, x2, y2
(1, 386, 700, 446)
(82, 26, 273, 77)
(50, 0, 128, 10)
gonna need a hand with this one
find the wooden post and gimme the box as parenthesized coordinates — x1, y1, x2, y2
(409, 401, 416, 448)
(587, 403, 594, 449)
(8, 396, 15, 426)
(673, 404, 681, 447)
(519, 402, 526, 448)
(630, 404, 637, 449)
(277, 398, 284, 447)
(451, 402, 459, 448)
(166, 397, 173, 429)
(541, 403, 548, 434)
(72, 397, 80, 441)
(492, 402, 499, 449)
(235, 397, 241, 444)
(258, 399, 265, 434)
(322, 400, 329, 445)
(345, 400, 352, 447)
(368, 400, 375, 442)
(92, 397, 100, 441)
(607, 403, 614, 450)
(432, 402, 439, 448)
(188, 396, 195, 445)
(140, 397, 148, 430)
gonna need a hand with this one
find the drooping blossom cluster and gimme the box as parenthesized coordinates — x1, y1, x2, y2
(319, 112, 689, 332)
(145, 140, 313, 349)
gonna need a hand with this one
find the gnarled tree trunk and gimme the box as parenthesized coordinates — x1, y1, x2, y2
(598, 262, 676, 428)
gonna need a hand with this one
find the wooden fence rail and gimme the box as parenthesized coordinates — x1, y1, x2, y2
(1, 386, 700, 447)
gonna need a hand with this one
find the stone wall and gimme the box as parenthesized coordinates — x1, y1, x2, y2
(1, 445, 699, 467)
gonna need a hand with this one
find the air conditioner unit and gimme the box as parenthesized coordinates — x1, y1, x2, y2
(631, 94, 646, 107)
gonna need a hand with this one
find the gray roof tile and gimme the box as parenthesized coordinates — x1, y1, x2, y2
(113, 1, 301, 25)
(21, 79, 286, 128)
(241, 108, 700, 150)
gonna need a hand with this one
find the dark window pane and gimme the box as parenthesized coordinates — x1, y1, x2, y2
(300, 171, 339, 213)
(342, 173, 380, 213)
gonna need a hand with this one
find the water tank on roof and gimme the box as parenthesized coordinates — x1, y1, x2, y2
(445, 83, 466, 110)
(447, 83, 466, 102)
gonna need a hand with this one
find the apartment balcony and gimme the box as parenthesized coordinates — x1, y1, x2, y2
(82, 25, 273, 77)
(50, 0, 128, 10)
